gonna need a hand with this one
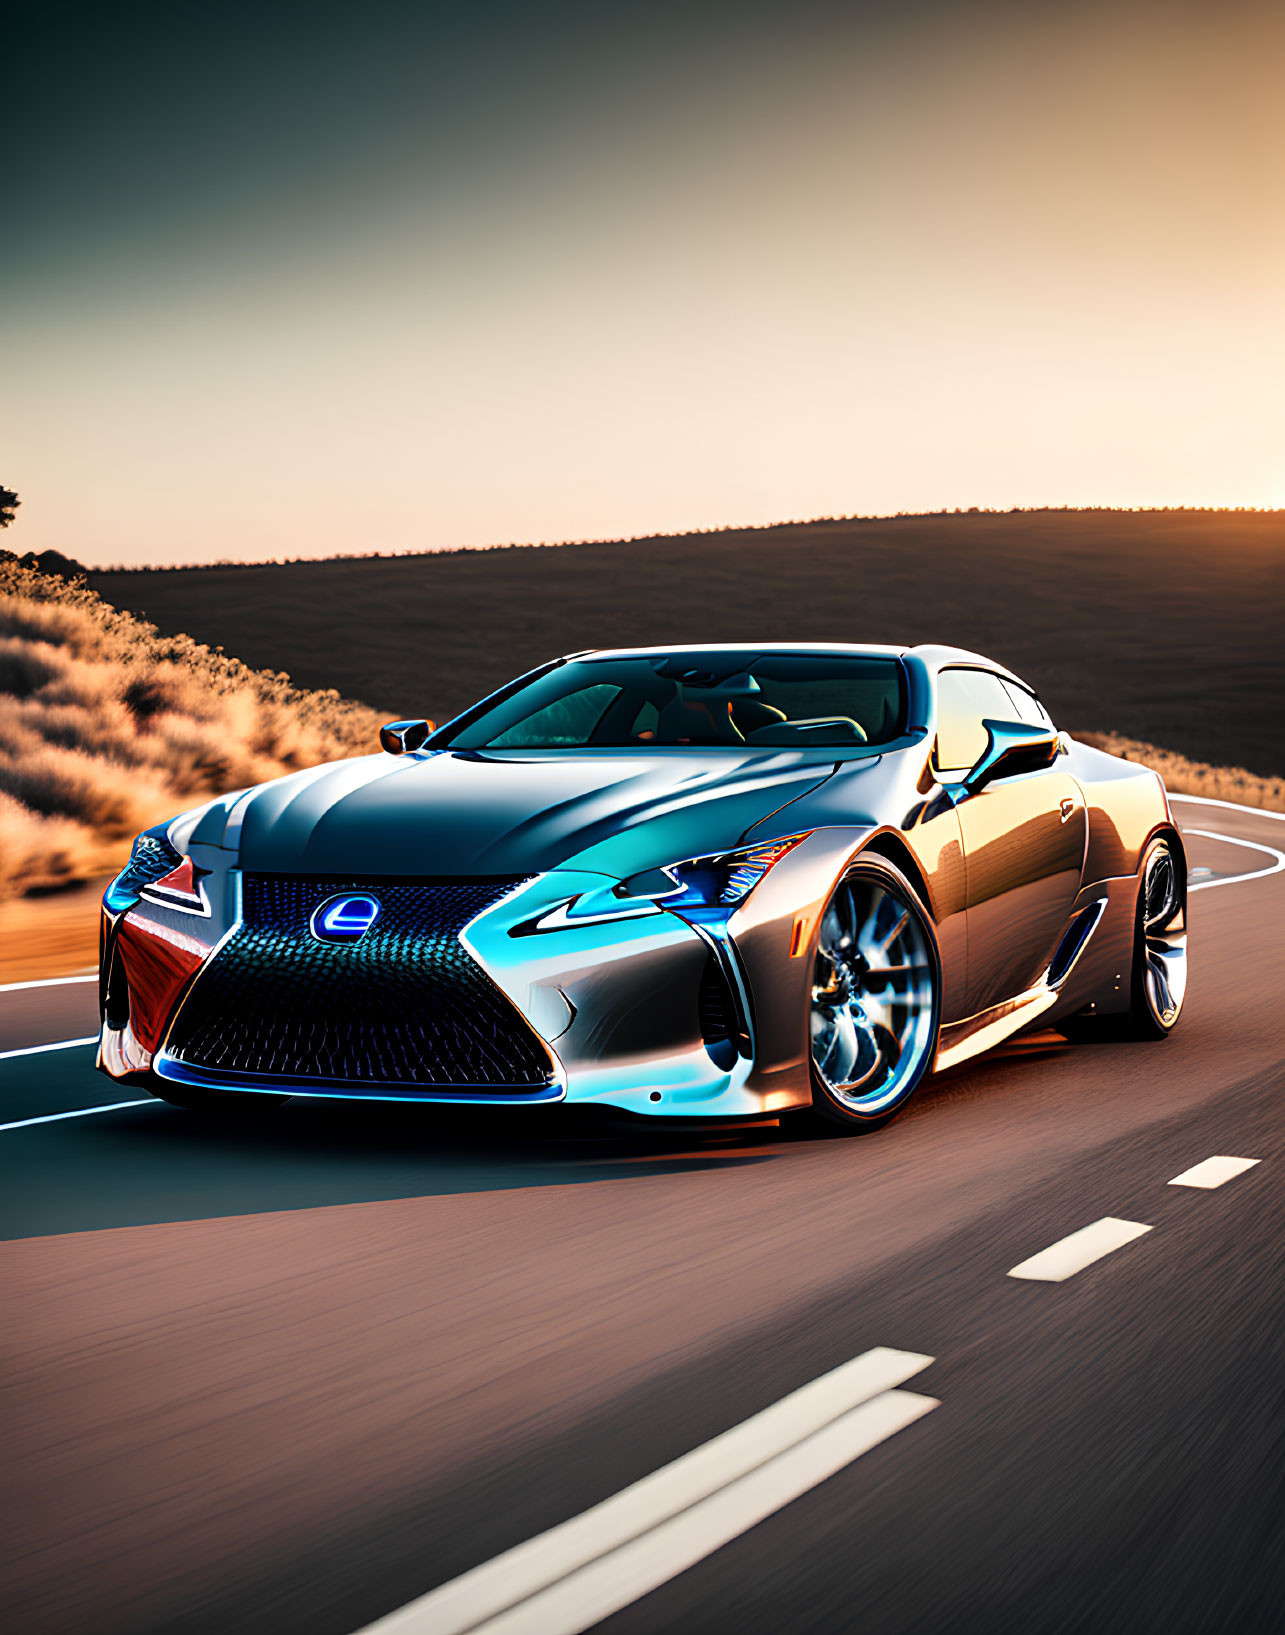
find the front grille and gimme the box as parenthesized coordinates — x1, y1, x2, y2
(163, 875, 554, 1092)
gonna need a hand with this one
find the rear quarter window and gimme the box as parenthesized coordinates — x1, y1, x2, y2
(935, 668, 1022, 773)
(1000, 678, 1054, 730)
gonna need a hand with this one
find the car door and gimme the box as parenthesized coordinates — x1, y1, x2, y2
(935, 667, 1087, 1016)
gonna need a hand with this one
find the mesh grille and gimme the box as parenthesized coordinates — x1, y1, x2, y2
(163, 875, 554, 1091)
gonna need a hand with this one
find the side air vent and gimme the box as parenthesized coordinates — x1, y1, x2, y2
(100, 933, 132, 1031)
(1047, 899, 1106, 988)
(697, 955, 740, 1071)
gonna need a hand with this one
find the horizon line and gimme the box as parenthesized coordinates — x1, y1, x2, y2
(73, 501, 1285, 575)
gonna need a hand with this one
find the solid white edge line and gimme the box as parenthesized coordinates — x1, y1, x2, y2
(0, 973, 97, 993)
(1008, 1217, 1153, 1282)
(1169, 792, 1285, 821)
(0, 1099, 154, 1132)
(469, 1391, 939, 1635)
(357, 1347, 934, 1635)
(0, 1035, 99, 1062)
(1184, 828, 1285, 892)
(1169, 1156, 1261, 1189)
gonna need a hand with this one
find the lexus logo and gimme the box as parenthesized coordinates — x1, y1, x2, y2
(310, 892, 381, 943)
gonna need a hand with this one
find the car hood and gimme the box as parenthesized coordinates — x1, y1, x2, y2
(191, 747, 847, 879)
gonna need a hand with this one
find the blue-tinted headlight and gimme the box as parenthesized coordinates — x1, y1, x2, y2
(620, 833, 810, 914)
(103, 826, 183, 915)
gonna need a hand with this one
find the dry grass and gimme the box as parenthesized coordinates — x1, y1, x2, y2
(0, 561, 382, 899)
(1072, 731, 1285, 813)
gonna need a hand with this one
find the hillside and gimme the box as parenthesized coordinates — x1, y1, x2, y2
(0, 561, 381, 899)
(93, 509, 1284, 777)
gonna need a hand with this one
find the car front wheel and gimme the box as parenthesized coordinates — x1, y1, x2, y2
(805, 855, 942, 1133)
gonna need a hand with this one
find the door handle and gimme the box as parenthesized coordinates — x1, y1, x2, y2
(1059, 797, 1077, 822)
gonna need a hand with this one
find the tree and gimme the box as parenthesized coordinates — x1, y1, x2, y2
(0, 486, 84, 579)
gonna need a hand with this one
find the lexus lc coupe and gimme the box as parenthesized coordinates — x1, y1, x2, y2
(98, 644, 1188, 1132)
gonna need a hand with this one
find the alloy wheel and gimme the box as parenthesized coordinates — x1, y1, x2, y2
(1139, 839, 1184, 1028)
(810, 868, 938, 1117)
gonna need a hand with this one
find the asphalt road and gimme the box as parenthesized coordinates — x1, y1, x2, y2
(1, 796, 1282, 1635)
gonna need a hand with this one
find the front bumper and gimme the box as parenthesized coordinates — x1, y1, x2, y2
(98, 852, 858, 1119)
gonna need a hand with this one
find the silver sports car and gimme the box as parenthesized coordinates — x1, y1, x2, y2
(98, 643, 1187, 1131)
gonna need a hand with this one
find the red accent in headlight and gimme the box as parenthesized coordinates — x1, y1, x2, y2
(154, 857, 197, 896)
(141, 855, 211, 914)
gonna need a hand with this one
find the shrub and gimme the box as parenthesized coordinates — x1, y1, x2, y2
(0, 560, 382, 899)
(1071, 732, 1285, 812)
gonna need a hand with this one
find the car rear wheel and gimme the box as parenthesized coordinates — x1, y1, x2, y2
(1128, 835, 1187, 1038)
(1059, 833, 1187, 1042)
(804, 855, 941, 1134)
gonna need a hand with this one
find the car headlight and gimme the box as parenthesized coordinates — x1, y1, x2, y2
(618, 833, 810, 913)
(103, 826, 183, 914)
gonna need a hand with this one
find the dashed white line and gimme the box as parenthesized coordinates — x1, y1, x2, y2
(355, 1347, 936, 1635)
(1169, 1156, 1261, 1189)
(0, 1035, 99, 1062)
(1008, 1218, 1153, 1282)
(471, 1392, 938, 1635)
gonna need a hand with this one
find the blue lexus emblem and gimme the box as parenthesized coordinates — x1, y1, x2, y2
(311, 893, 381, 943)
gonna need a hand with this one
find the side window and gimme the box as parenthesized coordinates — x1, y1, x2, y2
(935, 668, 1023, 773)
(1000, 678, 1054, 730)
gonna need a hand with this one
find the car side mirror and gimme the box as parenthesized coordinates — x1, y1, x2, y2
(380, 719, 435, 755)
(964, 720, 1060, 792)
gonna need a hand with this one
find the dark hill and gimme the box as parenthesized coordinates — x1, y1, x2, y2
(91, 509, 1284, 776)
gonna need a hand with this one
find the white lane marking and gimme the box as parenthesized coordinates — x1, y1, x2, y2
(1008, 1218, 1153, 1282)
(1169, 793, 1285, 821)
(0, 973, 97, 993)
(0, 1035, 99, 1061)
(0, 1099, 154, 1132)
(355, 1347, 935, 1635)
(1169, 1155, 1261, 1189)
(1184, 829, 1285, 892)
(470, 1392, 937, 1635)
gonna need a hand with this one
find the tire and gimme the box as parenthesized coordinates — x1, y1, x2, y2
(149, 1080, 291, 1113)
(802, 854, 942, 1134)
(1127, 834, 1186, 1038)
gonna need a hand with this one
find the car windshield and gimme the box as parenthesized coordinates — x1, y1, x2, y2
(442, 652, 907, 751)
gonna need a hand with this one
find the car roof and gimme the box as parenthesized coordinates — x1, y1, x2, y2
(575, 641, 909, 660)
(572, 641, 1033, 690)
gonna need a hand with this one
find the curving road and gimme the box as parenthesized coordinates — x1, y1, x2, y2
(1, 796, 1282, 1635)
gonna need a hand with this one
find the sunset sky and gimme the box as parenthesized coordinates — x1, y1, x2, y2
(4, 0, 1283, 567)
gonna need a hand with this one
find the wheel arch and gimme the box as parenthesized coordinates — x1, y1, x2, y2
(856, 830, 936, 922)
(1142, 821, 1188, 889)
(803, 831, 943, 1133)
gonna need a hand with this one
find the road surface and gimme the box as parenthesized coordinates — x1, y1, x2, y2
(1, 796, 1281, 1635)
